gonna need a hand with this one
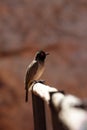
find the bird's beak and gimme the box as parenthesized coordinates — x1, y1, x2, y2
(46, 52, 49, 56)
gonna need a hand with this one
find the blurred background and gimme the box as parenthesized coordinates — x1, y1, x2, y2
(0, 0, 87, 130)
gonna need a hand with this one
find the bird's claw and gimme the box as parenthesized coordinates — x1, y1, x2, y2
(37, 80, 45, 84)
(33, 80, 45, 84)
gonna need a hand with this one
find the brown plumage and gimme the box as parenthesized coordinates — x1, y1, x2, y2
(25, 50, 49, 102)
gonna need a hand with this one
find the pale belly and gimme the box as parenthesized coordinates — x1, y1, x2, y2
(28, 63, 45, 91)
(33, 64, 45, 80)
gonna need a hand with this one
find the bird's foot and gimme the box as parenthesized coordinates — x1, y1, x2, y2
(37, 80, 45, 84)
(32, 80, 45, 84)
(33, 80, 38, 84)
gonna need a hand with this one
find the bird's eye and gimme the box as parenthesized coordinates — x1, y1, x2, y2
(41, 53, 44, 56)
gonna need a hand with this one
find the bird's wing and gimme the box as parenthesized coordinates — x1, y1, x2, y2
(25, 60, 38, 89)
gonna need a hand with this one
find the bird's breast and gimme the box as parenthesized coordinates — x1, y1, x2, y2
(34, 63, 45, 80)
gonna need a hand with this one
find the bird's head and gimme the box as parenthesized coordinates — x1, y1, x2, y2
(35, 50, 49, 62)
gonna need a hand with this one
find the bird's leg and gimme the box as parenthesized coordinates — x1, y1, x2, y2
(29, 80, 38, 91)
(31, 80, 45, 91)
(31, 80, 45, 92)
(33, 80, 38, 84)
(37, 80, 45, 84)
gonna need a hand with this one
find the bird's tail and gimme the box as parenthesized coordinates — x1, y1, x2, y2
(25, 89, 28, 102)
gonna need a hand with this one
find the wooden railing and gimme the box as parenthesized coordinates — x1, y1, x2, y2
(31, 83, 87, 130)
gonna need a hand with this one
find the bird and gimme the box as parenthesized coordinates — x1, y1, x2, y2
(25, 50, 49, 102)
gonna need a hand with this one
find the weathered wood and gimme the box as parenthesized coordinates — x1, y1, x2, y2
(31, 83, 87, 130)
(32, 93, 47, 130)
(50, 92, 87, 130)
(50, 92, 68, 130)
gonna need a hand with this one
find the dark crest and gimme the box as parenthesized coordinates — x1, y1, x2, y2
(35, 50, 49, 61)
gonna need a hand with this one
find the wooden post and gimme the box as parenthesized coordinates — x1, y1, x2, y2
(50, 103, 59, 130)
(50, 92, 68, 130)
(32, 93, 47, 130)
(31, 83, 87, 130)
(50, 103, 68, 130)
